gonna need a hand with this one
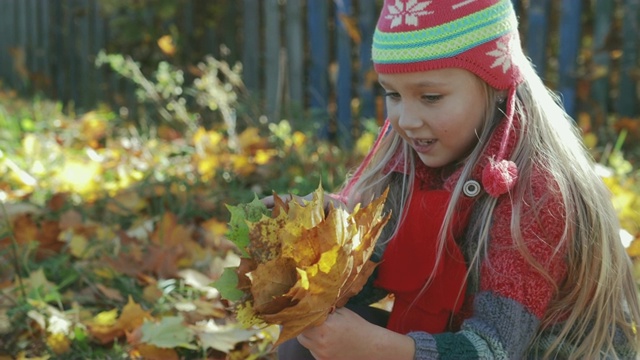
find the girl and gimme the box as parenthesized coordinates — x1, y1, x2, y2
(277, 0, 640, 358)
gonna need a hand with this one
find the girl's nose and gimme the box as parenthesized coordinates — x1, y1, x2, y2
(397, 102, 423, 130)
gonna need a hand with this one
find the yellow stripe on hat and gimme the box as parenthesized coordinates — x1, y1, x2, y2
(372, 0, 516, 63)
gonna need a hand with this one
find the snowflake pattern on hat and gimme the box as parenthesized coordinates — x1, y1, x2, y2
(385, 0, 434, 28)
(487, 36, 514, 73)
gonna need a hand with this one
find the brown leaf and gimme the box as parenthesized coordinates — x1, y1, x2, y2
(59, 210, 83, 230)
(250, 257, 299, 314)
(151, 212, 193, 247)
(131, 344, 179, 360)
(96, 284, 125, 302)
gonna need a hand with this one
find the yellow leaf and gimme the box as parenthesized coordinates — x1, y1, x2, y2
(68, 233, 89, 258)
(93, 308, 119, 327)
(232, 154, 255, 177)
(627, 238, 640, 258)
(46, 332, 71, 355)
(254, 149, 275, 165)
(238, 127, 266, 152)
(157, 35, 176, 56)
(292, 131, 306, 148)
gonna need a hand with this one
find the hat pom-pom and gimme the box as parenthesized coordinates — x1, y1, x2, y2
(482, 158, 518, 197)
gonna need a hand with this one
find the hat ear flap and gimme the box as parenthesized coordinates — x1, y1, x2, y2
(481, 86, 519, 197)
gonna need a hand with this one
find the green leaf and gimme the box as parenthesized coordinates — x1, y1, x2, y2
(226, 195, 269, 256)
(140, 316, 196, 349)
(213, 267, 244, 302)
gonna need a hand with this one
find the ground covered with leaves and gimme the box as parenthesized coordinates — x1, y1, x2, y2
(0, 87, 377, 359)
(1, 86, 639, 359)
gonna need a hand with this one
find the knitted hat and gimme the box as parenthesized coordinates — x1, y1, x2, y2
(370, 0, 525, 197)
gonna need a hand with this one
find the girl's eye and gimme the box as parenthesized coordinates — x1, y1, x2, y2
(384, 92, 401, 100)
(422, 94, 442, 102)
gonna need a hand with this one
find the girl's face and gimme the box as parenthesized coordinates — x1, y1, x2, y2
(379, 68, 488, 168)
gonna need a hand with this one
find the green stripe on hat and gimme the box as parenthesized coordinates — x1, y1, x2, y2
(372, 1, 516, 63)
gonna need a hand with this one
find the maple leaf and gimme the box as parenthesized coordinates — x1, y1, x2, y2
(221, 185, 390, 345)
(86, 296, 153, 344)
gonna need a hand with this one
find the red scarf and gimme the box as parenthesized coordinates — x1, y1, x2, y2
(374, 166, 475, 334)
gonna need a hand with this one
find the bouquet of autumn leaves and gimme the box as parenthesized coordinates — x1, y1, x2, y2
(215, 185, 390, 345)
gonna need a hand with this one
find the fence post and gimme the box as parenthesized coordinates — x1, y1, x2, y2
(79, 0, 91, 110)
(526, 0, 551, 75)
(286, 0, 304, 115)
(242, 0, 260, 94)
(92, 0, 105, 103)
(16, 0, 28, 91)
(591, 0, 614, 121)
(51, 0, 65, 102)
(558, 0, 582, 118)
(616, 0, 639, 116)
(263, 0, 281, 121)
(335, 0, 353, 148)
(358, 1, 377, 123)
(41, 0, 52, 97)
(0, 2, 8, 83)
(307, 0, 330, 134)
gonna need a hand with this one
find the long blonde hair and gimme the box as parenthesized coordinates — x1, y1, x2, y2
(344, 58, 640, 358)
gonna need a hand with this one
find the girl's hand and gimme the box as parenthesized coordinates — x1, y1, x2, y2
(296, 307, 415, 360)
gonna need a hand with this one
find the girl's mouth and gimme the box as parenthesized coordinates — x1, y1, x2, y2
(415, 139, 436, 146)
(412, 138, 437, 153)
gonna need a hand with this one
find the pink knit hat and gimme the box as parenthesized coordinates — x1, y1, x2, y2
(363, 0, 525, 197)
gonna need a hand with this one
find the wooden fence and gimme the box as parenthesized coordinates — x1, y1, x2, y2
(0, 0, 638, 146)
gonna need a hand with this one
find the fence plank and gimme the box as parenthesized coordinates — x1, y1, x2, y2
(92, 0, 105, 101)
(28, 0, 38, 75)
(41, 0, 52, 95)
(616, 0, 639, 116)
(263, 0, 280, 121)
(17, 0, 28, 91)
(0, 2, 8, 83)
(242, 0, 260, 93)
(286, 0, 304, 109)
(222, 3, 239, 64)
(526, 0, 551, 75)
(335, 0, 354, 147)
(358, 1, 377, 122)
(51, 0, 65, 102)
(79, 0, 91, 109)
(591, 0, 614, 119)
(307, 0, 330, 120)
(558, 0, 582, 118)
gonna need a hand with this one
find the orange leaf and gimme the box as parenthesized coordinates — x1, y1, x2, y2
(87, 296, 153, 344)
(151, 212, 193, 247)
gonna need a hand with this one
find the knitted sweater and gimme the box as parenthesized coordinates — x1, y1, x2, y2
(350, 164, 636, 359)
